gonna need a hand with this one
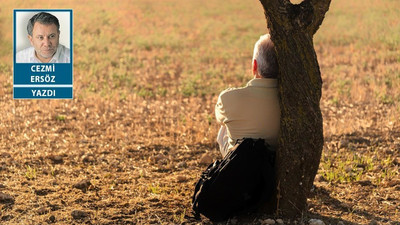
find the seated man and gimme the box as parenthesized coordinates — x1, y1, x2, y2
(215, 34, 280, 157)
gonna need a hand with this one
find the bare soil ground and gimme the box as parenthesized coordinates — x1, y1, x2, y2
(1, 0, 400, 224)
(0, 95, 399, 224)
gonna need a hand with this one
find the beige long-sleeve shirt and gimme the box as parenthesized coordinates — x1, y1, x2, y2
(215, 78, 280, 152)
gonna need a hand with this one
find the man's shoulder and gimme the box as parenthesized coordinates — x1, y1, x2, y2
(17, 47, 34, 55)
(218, 85, 249, 99)
(56, 44, 71, 63)
(16, 47, 34, 63)
(219, 85, 247, 95)
(59, 44, 70, 55)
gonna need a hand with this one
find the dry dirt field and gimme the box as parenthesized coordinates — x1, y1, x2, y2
(1, 0, 399, 224)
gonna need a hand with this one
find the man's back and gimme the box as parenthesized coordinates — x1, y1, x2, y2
(215, 78, 280, 151)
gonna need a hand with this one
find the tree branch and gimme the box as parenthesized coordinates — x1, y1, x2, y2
(259, 0, 290, 33)
(306, 0, 332, 35)
(259, 0, 331, 36)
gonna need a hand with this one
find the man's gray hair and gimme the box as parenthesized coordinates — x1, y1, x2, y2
(27, 12, 60, 36)
(252, 34, 279, 78)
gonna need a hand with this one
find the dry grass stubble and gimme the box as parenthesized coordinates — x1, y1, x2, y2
(1, 0, 400, 224)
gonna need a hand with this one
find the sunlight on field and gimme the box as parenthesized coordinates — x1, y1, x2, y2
(0, 0, 399, 224)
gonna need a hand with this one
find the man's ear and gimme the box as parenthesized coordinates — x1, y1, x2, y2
(28, 35, 33, 46)
(252, 59, 258, 76)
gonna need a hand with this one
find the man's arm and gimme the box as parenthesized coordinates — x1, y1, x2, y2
(215, 93, 228, 125)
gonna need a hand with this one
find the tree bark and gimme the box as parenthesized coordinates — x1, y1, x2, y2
(258, 0, 331, 218)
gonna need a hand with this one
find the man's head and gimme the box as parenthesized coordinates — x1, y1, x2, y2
(27, 12, 60, 62)
(252, 34, 279, 79)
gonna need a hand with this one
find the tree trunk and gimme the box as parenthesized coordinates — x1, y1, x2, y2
(258, 0, 331, 218)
